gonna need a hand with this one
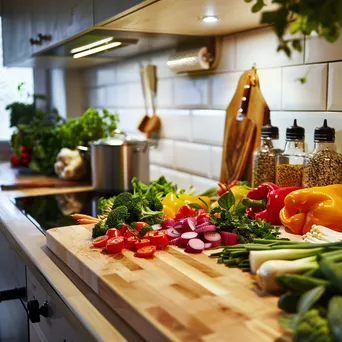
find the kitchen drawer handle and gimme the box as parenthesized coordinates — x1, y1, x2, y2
(27, 299, 49, 323)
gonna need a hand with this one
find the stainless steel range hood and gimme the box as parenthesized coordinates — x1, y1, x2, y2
(37, 28, 212, 66)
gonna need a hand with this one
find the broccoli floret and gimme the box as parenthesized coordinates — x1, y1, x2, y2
(145, 195, 163, 211)
(140, 208, 163, 226)
(293, 309, 332, 342)
(97, 195, 115, 216)
(126, 197, 145, 223)
(113, 192, 133, 209)
(92, 220, 108, 238)
(138, 225, 153, 237)
(106, 205, 129, 228)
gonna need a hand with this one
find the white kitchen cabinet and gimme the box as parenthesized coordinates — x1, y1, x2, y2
(30, 0, 93, 54)
(1, 0, 33, 65)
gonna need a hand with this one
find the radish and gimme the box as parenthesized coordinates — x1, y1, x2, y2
(204, 242, 212, 250)
(179, 232, 198, 248)
(203, 232, 222, 247)
(185, 239, 205, 254)
(167, 228, 180, 241)
(195, 222, 212, 231)
(221, 231, 238, 246)
(161, 218, 175, 229)
(182, 218, 196, 232)
(195, 224, 216, 233)
(197, 217, 210, 225)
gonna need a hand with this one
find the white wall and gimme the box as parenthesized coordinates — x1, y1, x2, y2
(82, 26, 342, 192)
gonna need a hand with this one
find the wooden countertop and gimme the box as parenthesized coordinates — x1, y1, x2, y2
(0, 162, 142, 342)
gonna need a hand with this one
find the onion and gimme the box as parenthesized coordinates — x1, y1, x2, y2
(204, 242, 212, 250)
(203, 232, 222, 247)
(220, 231, 238, 246)
(185, 239, 204, 254)
(195, 224, 216, 233)
(182, 218, 197, 232)
(152, 224, 162, 231)
(169, 237, 181, 246)
(179, 232, 198, 248)
(197, 217, 210, 225)
(161, 218, 175, 229)
(167, 228, 180, 241)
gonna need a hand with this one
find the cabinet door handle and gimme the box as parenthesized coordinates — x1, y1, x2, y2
(37, 34, 52, 42)
(27, 299, 50, 323)
(29, 38, 42, 45)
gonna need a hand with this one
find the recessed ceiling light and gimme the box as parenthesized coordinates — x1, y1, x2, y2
(200, 16, 219, 23)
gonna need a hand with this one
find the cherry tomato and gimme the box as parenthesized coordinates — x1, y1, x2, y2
(150, 231, 168, 247)
(92, 235, 109, 248)
(118, 223, 129, 235)
(105, 228, 121, 238)
(144, 230, 156, 242)
(135, 222, 149, 231)
(125, 236, 137, 249)
(174, 205, 194, 221)
(135, 239, 150, 250)
(124, 230, 133, 239)
(10, 154, 20, 167)
(135, 246, 156, 258)
(106, 236, 124, 254)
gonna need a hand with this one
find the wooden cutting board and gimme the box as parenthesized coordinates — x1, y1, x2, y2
(46, 225, 290, 342)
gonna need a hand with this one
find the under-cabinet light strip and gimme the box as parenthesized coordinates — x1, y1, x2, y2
(72, 42, 122, 59)
(70, 37, 114, 54)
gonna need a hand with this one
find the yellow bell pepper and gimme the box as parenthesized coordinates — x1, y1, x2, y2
(230, 185, 251, 207)
(162, 193, 211, 218)
(280, 185, 342, 235)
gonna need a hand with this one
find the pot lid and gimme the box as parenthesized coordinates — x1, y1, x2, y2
(92, 131, 147, 146)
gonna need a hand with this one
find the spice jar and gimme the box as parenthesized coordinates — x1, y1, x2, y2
(252, 121, 279, 187)
(276, 119, 305, 187)
(303, 119, 342, 187)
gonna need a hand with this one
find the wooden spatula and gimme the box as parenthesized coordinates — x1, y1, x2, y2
(221, 83, 256, 183)
(137, 67, 150, 133)
(141, 65, 161, 138)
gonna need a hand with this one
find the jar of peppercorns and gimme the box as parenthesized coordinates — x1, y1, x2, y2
(276, 119, 306, 187)
(303, 119, 342, 187)
(252, 121, 279, 187)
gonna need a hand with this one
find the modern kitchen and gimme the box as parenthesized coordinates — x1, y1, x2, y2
(1, 0, 342, 341)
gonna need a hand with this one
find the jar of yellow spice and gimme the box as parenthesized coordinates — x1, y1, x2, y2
(276, 119, 306, 187)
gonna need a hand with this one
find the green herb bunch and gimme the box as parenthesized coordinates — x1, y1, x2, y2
(245, 0, 342, 57)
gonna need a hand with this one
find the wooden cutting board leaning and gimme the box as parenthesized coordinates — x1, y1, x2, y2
(46, 224, 290, 342)
(221, 66, 270, 185)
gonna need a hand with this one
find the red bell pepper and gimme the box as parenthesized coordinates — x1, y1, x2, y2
(242, 182, 300, 225)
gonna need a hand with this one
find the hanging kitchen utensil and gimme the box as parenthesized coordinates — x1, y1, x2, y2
(137, 67, 150, 133)
(138, 64, 160, 138)
(220, 66, 270, 184)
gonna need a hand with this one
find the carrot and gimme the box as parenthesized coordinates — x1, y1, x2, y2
(78, 219, 100, 225)
(71, 213, 98, 221)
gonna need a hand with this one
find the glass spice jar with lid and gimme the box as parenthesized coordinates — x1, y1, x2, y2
(303, 119, 342, 187)
(252, 121, 279, 187)
(276, 119, 306, 187)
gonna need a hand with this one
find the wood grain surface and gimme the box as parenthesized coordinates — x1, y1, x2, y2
(46, 225, 291, 342)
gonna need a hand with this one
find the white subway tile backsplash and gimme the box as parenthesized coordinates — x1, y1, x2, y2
(156, 78, 173, 108)
(215, 36, 236, 72)
(282, 64, 327, 111)
(305, 33, 342, 64)
(128, 83, 145, 108)
(211, 72, 243, 109)
(116, 109, 145, 133)
(173, 77, 209, 106)
(158, 109, 192, 141)
(150, 165, 161, 181)
(236, 27, 304, 70)
(174, 141, 211, 177)
(158, 167, 192, 190)
(328, 62, 342, 111)
(149, 139, 174, 167)
(192, 110, 225, 146)
(191, 175, 218, 194)
(211, 146, 223, 180)
(270, 111, 342, 153)
(105, 86, 118, 107)
(96, 67, 116, 86)
(257, 68, 282, 110)
(116, 58, 147, 84)
(87, 87, 106, 107)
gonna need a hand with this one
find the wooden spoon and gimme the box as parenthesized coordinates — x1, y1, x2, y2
(137, 67, 150, 133)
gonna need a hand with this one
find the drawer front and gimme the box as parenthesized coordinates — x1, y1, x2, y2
(27, 270, 80, 342)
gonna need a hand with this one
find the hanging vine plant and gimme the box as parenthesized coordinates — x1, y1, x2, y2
(245, 0, 342, 57)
